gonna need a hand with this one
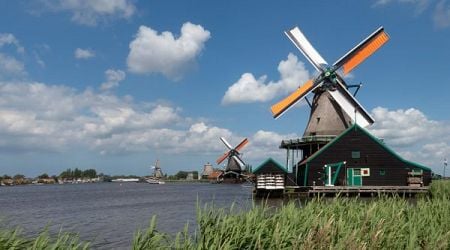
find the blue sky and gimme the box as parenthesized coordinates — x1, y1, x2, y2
(0, 0, 449, 176)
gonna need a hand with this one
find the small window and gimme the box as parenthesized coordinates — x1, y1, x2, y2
(351, 151, 360, 159)
(412, 169, 423, 174)
(379, 169, 386, 176)
(353, 169, 361, 176)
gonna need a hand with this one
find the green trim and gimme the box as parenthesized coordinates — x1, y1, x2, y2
(252, 158, 287, 174)
(304, 163, 309, 186)
(303, 124, 431, 172)
(327, 162, 344, 185)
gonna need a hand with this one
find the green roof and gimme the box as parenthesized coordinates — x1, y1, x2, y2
(252, 158, 288, 173)
(303, 124, 431, 172)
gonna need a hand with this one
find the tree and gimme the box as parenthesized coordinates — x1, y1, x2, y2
(38, 173, 49, 179)
(192, 171, 199, 180)
(13, 174, 25, 180)
(82, 169, 97, 178)
(59, 168, 74, 179)
(174, 171, 188, 179)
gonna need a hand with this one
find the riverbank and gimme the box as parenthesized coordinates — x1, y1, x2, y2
(1, 181, 449, 249)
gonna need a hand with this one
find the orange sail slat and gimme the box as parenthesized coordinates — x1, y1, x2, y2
(235, 138, 249, 152)
(343, 31, 389, 75)
(271, 79, 315, 119)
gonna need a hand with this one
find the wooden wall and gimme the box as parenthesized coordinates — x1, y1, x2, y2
(299, 128, 432, 186)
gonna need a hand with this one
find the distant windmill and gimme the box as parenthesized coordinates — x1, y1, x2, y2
(444, 158, 447, 178)
(151, 160, 163, 178)
(216, 137, 249, 175)
(271, 26, 389, 136)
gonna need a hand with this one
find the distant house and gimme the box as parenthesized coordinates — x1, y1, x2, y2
(295, 124, 431, 187)
(207, 170, 223, 183)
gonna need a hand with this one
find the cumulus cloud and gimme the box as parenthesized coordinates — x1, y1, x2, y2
(373, 0, 450, 28)
(245, 130, 298, 161)
(100, 69, 126, 90)
(222, 53, 310, 105)
(0, 33, 25, 54)
(0, 33, 26, 78)
(434, 0, 450, 28)
(0, 81, 244, 157)
(127, 22, 211, 80)
(0, 80, 303, 168)
(0, 54, 26, 77)
(368, 106, 450, 172)
(74, 48, 95, 59)
(39, 0, 136, 26)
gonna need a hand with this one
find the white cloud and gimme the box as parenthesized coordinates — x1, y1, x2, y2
(368, 106, 450, 172)
(74, 48, 95, 59)
(222, 53, 310, 104)
(373, 0, 450, 28)
(100, 69, 125, 91)
(0, 80, 301, 167)
(0, 81, 239, 157)
(127, 22, 211, 80)
(434, 0, 450, 28)
(373, 0, 431, 13)
(40, 0, 136, 26)
(245, 130, 298, 161)
(0, 53, 26, 77)
(0, 33, 25, 54)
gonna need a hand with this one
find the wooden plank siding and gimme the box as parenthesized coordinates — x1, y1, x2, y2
(298, 126, 431, 186)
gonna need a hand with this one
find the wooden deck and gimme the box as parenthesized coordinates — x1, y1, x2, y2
(255, 185, 430, 198)
(308, 186, 429, 196)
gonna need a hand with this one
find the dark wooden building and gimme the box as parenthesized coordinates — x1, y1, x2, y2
(295, 124, 432, 187)
(253, 158, 296, 195)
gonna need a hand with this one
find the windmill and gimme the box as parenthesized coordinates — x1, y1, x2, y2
(151, 160, 163, 178)
(271, 26, 389, 137)
(216, 137, 249, 176)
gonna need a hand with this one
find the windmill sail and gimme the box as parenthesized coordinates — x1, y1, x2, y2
(271, 25, 388, 134)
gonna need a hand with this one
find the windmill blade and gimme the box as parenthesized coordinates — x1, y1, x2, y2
(216, 151, 230, 165)
(285, 27, 328, 72)
(234, 138, 249, 152)
(232, 155, 246, 169)
(327, 82, 374, 128)
(271, 79, 320, 119)
(333, 27, 389, 75)
(220, 137, 233, 150)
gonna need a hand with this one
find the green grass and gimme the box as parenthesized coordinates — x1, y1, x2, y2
(2, 180, 450, 249)
(0, 227, 89, 250)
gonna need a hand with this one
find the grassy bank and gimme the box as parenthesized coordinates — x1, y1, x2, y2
(2, 180, 450, 249)
(0, 228, 89, 249)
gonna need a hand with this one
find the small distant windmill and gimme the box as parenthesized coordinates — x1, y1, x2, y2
(151, 160, 163, 178)
(444, 158, 447, 178)
(271, 26, 389, 136)
(216, 137, 249, 176)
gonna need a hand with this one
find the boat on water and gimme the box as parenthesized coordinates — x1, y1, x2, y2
(111, 178, 140, 182)
(145, 160, 165, 184)
(145, 178, 165, 184)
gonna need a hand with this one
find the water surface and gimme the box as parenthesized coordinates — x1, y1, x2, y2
(0, 182, 253, 249)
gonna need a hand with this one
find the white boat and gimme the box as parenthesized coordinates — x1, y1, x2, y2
(112, 178, 140, 182)
(145, 178, 165, 184)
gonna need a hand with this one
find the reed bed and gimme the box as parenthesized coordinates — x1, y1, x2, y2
(0, 227, 89, 250)
(132, 180, 450, 249)
(2, 180, 449, 249)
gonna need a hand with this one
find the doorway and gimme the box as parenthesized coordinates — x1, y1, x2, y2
(347, 168, 362, 186)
